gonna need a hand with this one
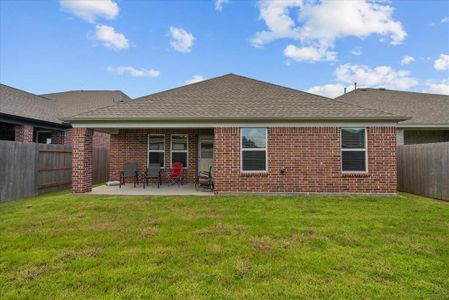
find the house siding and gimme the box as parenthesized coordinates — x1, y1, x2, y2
(214, 127, 397, 194)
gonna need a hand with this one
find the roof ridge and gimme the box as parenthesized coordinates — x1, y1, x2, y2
(224, 73, 333, 101)
(339, 87, 449, 97)
(332, 98, 399, 117)
(1, 83, 56, 103)
(42, 90, 125, 95)
(132, 73, 233, 102)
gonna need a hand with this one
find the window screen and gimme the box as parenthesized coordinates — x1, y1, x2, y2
(148, 135, 165, 167)
(171, 135, 188, 168)
(341, 128, 367, 172)
(241, 128, 267, 172)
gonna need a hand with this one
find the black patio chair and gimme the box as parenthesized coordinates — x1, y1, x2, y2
(119, 162, 139, 188)
(142, 163, 162, 189)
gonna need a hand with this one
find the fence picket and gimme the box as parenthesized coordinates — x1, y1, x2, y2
(397, 142, 449, 201)
(0, 141, 108, 201)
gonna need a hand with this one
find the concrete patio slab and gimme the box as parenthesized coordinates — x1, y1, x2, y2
(88, 184, 213, 196)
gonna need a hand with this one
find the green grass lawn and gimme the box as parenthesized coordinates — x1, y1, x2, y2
(1, 192, 448, 299)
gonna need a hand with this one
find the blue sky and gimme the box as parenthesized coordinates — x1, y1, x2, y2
(1, 0, 448, 98)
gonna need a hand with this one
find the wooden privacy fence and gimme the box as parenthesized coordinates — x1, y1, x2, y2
(397, 142, 449, 201)
(0, 141, 109, 202)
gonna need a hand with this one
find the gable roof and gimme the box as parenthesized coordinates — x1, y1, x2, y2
(0, 84, 131, 126)
(66, 74, 406, 122)
(42, 90, 130, 119)
(336, 88, 449, 126)
(0, 84, 62, 124)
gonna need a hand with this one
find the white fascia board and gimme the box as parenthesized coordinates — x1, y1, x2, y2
(72, 121, 399, 129)
(399, 124, 449, 129)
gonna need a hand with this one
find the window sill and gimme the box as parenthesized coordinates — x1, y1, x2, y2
(341, 172, 369, 178)
(240, 172, 269, 177)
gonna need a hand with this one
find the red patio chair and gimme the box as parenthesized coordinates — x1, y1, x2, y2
(168, 162, 184, 185)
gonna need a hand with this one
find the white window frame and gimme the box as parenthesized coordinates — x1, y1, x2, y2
(36, 130, 52, 144)
(340, 128, 368, 173)
(240, 128, 268, 173)
(147, 134, 165, 169)
(170, 134, 188, 168)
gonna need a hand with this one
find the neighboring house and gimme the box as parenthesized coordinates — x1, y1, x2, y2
(65, 74, 407, 195)
(336, 88, 449, 145)
(0, 84, 130, 148)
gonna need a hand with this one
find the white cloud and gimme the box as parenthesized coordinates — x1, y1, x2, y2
(297, 0, 406, 45)
(215, 0, 229, 11)
(434, 54, 449, 71)
(283, 44, 336, 62)
(60, 0, 119, 23)
(251, 0, 301, 47)
(336, 64, 418, 90)
(91, 25, 129, 50)
(169, 26, 195, 53)
(429, 16, 449, 27)
(251, 0, 406, 62)
(424, 79, 449, 95)
(400, 55, 415, 65)
(185, 75, 205, 85)
(106, 66, 160, 78)
(309, 63, 419, 97)
(307, 83, 353, 98)
(351, 46, 362, 56)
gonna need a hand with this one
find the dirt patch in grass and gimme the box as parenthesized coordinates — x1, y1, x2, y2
(250, 238, 273, 250)
(196, 224, 233, 236)
(141, 227, 159, 237)
(147, 219, 161, 225)
(10, 265, 48, 281)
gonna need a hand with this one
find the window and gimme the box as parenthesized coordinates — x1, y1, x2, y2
(200, 141, 213, 159)
(171, 134, 188, 168)
(341, 128, 367, 172)
(36, 131, 52, 144)
(148, 135, 165, 168)
(241, 128, 267, 172)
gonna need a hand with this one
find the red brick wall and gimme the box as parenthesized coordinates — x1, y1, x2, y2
(51, 131, 65, 144)
(214, 127, 397, 194)
(63, 129, 73, 145)
(109, 129, 213, 184)
(14, 125, 34, 143)
(92, 131, 111, 149)
(72, 128, 93, 193)
(63, 128, 110, 149)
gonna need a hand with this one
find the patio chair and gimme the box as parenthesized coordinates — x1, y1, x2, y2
(168, 162, 184, 186)
(119, 162, 139, 188)
(142, 163, 162, 189)
(195, 166, 214, 191)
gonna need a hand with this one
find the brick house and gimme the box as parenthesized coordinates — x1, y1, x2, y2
(0, 84, 130, 147)
(65, 74, 408, 195)
(336, 89, 449, 145)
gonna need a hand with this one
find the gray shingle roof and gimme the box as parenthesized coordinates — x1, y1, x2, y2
(0, 84, 130, 125)
(0, 84, 62, 124)
(42, 90, 130, 119)
(336, 88, 449, 125)
(66, 74, 405, 122)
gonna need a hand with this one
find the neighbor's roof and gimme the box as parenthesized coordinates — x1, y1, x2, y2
(0, 84, 62, 124)
(66, 74, 406, 122)
(336, 88, 449, 126)
(0, 83, 131, 125)
(42, 90, 130, 119)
